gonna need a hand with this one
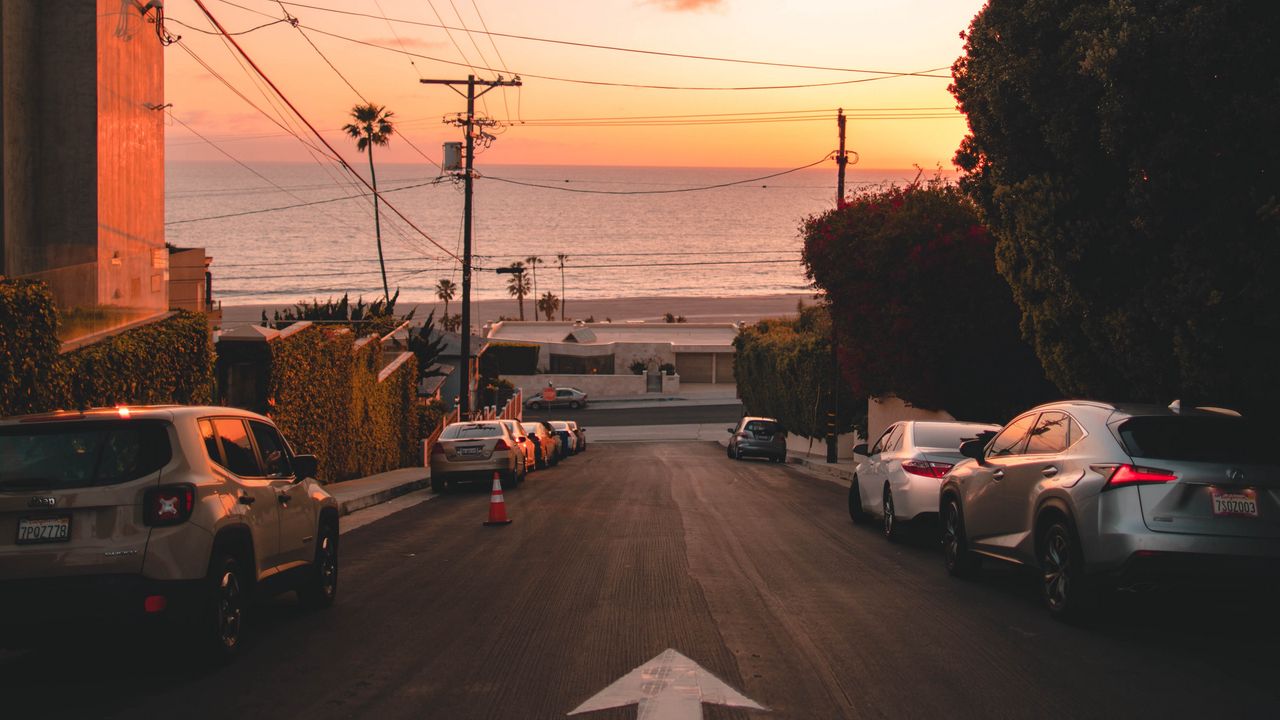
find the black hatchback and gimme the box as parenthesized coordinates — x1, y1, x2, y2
(727, 417, 787, 463)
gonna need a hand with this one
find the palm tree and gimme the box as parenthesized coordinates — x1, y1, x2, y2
(506, 262, 531, 320)
(435, 278, 457, 318)
(525, 256, 543, 306)
(343, 103, 396, 302)
(555, 253, 568, 320)
(537, 292, 560, 322)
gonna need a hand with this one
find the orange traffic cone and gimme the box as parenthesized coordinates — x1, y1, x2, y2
(484, 472, 513, 526)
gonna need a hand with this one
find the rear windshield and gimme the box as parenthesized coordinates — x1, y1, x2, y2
(1117, 416, 1275, 465)
(744, 421, 780, 433)
(550, 422, 569, 430)
(441, 424, 504, 440)
(0, 420, 172, 490)
(521, 423, 541, 434)
(914, 423, 997, 450)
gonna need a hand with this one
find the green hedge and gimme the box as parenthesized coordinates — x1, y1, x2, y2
(266, 326, 419, 482)
(733, 306, 864, 439)
(0, 279, 61, 416)
(2, 278, 215, 415)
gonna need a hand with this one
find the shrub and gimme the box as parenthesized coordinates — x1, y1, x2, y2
(659, 362, 676, 375)
(0, 279, 61, 416)
(628, 360, 647, 375)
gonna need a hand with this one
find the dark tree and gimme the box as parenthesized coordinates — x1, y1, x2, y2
(408, 310, 448, 382)
(803, 181, 1055, 423)
(952, 1, 1280, 413)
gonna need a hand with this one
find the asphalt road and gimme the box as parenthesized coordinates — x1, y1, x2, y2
(6, 442, 1280, 718)
(523, 402, 743, 427)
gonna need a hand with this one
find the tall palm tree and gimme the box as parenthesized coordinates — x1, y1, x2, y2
(555, 253, 568, 320)
(435, 278, 457, 318)
(506, 262, 531, 320)
(537, 292, 560, 322)
(525, 256, 543, 307)
(343, 103, 396, 302)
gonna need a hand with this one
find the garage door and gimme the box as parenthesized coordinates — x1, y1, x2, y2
(676, 353, 714, 383)
(714, 353, 735, 384)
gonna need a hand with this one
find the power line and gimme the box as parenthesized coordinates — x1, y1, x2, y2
(166, 178, 448, 225)
(277, 1, 951, 79)
(479, 155, 832, 195)
(214, 249, 803, 269)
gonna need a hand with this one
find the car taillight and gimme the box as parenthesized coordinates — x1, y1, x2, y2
(431, 443, 446, 455)
(902, 460, 954, 478)
(144, 484, 195, 526)
(494, 439, 510, 451)
(1095, 463, 1177, 489)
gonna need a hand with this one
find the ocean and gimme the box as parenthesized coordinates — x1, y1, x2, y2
(165, 162, 927, 306)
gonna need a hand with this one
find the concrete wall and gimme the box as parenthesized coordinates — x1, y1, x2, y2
(504, 373, 681, 400)
(866, 395, 954, 447)
(785, 431, 863, 461)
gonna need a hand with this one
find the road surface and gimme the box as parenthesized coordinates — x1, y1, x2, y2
(523, 401, 742, 427)
(5, 442, 1279, 718)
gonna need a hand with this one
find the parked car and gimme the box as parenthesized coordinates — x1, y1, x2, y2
(501, 419, 539, 474)
(939, 400, 1280, 620)
(548, 421, 578, 456)
(727, 417, 787, 463)
(522, 421, 559, 469)
(526, 387, 589, 410)
(430, 421, 525, 492)
(0, 406, 338, 659)
(567, 420, 587, 453)
(849, 420, 1002, 540)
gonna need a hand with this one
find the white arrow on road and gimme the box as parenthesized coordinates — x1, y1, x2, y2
(568, 648, 767, 719)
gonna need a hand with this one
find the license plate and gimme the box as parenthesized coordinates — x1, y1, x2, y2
(456, 446, 483, 457)
(16, 516, 71, 544)
(1211, 488, 1259, 518)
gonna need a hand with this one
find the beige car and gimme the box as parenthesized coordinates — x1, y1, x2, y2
(429, 420, 526, 492)
(0, 406, 339, 659)
(501, 419, 539, 476)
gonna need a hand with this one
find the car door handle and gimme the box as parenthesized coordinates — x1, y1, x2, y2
(992, 469, 1005, 480)
(277, 493, 291, 504)
(237, 494, 255, 505)
(1041, 466, 1059, 478)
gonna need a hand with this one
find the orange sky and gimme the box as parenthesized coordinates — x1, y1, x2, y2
(163, 0, 984, 169)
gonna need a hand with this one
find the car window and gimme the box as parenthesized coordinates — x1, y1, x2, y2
(212, 418, 263, 477)
(0, 420, 171, 491)
(744, 421, 779, 434)
(199, 419, 223, 465)
(1025, 412, 1071, 455)
(988, 414, 1038, 457)
(557, 389, 572, 397)
(869, 425, 896, 455)
(913, 423, 1001, 450)
(1117, 415, 1274, 464)
(249, 421, 293, 478)
(442, 423, 505, 440)
(884, 424, 905, 453)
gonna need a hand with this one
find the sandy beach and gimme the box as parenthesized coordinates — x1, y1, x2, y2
(219, 293, 814, 331)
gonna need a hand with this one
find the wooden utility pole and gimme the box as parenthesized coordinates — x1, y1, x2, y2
(420, 74, 522, 418)
(828, 109, 850, 464)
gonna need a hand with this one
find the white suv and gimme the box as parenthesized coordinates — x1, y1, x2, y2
(0, 405, 339, 659)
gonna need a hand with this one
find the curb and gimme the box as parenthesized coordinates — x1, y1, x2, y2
(785, 455, 855, 488)
(332, 475, 432, 516)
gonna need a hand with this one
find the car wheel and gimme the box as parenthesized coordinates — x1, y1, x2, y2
(503, 469, 519, 489)
(202, 554, 246, 662)
(848, 475, 871, 524)
(1040, 519, 1096, 621)
(299, 521, 338, 609)
(431, 475, 446, 493)
(942, 498, 981, 578)
(882, 486, 899, 542)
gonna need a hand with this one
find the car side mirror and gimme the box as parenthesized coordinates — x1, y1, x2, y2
(292, 454, 319, 481)
(959, 439, 986, 462)
(727, 428, 735, 434)
(852, 443, 869, 456)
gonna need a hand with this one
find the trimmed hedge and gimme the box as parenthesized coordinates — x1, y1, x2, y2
(733, 305, 864, 439)
(0, 279, 61, 416)
(266, 325, 419, 482)
(1, 278, 215, 414)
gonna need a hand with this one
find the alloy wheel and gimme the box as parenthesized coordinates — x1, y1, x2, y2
(942, 502, 960, 568)
(883, 488, 896, 539)
(318, 534, 338, 601)
(217, 569, 243, 650)
(1042, 527, 1071, 613)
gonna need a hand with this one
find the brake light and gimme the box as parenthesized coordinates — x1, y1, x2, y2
(144, 484, 195, 526)
(494, 439, 510, 451)
(1096, 463, 1177, 489)
(902, 460, 954, 478)
(431, 442, 446, 455)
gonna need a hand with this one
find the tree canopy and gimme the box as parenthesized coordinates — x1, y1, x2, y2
(803, 181, 1054, 423)
(951, 1, 1280, 413)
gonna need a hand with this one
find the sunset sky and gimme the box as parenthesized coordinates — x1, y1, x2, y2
(162, 0, 986, 169)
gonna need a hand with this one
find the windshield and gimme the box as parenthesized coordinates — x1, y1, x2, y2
(521, 423, 542, 434)
(914, 423, 999, 450)
(550, 422, 569, 430)
(441, 423, 505, 440)
(0, 420, 172, 490)
(1117, 415, 1275, 465)
(744, 421, 779, 433)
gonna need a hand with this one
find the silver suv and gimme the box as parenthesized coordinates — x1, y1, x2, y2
(940, 400, 1279, 619)
(0, 406, 339, 658)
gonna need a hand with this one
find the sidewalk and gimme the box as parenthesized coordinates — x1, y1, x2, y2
(326, 467, 431, 515)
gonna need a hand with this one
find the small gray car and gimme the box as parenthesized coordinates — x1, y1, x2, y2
(728, 417, 787, 463)
(940, 400, 1280, 619)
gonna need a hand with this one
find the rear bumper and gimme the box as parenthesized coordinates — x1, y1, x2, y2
(0, 574, 205, 645)
(736, 441, 784, 458)
(1110, 551, 1280, 590)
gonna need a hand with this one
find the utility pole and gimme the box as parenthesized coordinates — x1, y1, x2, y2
(828, 109, 850, 464)
(420, 74, 522, 419)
